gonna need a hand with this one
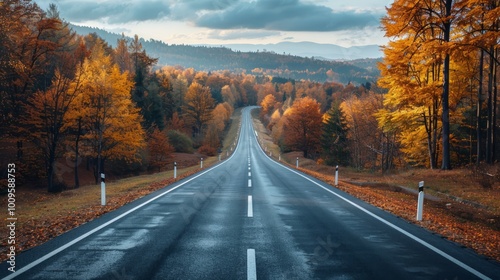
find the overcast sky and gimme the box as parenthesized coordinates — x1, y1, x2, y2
(34, 0, 393, 47)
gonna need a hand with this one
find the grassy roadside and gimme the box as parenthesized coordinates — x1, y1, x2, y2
(0, 109, 242, 261)
(250, 108, 500, 263)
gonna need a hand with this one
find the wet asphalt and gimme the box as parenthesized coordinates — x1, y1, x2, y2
(1, 107, 500, 280)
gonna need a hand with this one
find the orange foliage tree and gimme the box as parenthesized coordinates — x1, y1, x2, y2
(260, 94, 278, 126)
(147, 127, 174, 171)
(283, 97, 323, 158)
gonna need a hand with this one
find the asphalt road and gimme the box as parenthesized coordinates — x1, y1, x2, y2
(2, 106, 500, 280)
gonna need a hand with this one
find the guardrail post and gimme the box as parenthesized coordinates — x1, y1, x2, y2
(101, 173, 106, 206)
(335, 165, 339, 187)
(416, 181, 424, 221)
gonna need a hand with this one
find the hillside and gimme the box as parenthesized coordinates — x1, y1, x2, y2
(69, 24, 380, 84)
(203, 42, 382, 60)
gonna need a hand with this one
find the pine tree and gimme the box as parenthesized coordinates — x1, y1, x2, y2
(321, 102, 350, 166)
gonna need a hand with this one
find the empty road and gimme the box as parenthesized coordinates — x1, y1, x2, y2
(2, 107, 500, 279)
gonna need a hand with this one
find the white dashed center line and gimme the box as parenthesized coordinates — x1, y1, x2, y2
(248, 195, 253, 217)
(247, 249, 257, 280)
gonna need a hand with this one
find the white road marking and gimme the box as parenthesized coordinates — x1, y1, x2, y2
(247, 249, 257, 280)
(248, 179, 252, 187)
(248, 196, 253, 218)
(248, 172, 251, 177)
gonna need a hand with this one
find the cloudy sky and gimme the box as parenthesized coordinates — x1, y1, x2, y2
(34, 0, 393, 47)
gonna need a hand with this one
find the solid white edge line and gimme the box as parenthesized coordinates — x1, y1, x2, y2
(247, 249, 257, 280)
(248, 108, 491, 280)
(248, 195, 253, 218)
(4, 109, 251, 280)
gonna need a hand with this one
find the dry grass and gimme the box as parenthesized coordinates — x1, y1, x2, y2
(14, 163, 209, 221)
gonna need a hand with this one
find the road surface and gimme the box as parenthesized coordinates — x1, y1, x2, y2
(2, 107, 500, 279)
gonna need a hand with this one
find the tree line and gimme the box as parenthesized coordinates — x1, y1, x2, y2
(259, 0, 499, 172)
(70, 24, 380, 84)
(1, 0, 498, 193)
(0, 1, 260, 192)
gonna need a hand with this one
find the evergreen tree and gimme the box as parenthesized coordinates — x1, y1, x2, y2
(321, 102, 350, 166)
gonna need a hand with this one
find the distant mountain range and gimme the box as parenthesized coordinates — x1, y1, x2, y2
(197, 42, 382, 61)
(69, 24, 381, 84)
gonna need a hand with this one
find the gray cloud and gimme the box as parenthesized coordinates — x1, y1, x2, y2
(37, 0, 381, 32)
(173, 0, 239, 11)
(44, 0, 170, 24)
(208, 30, 281, 40)
(195, 0, 382, 31)
(168, 0, 240, 21)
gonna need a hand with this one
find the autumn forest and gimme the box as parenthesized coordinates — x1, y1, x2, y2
(1, 0, 499, 193)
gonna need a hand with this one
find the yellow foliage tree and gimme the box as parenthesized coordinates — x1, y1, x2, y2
(341, 93, 384, 169)
(381, 0, 455, 169)
(66, 41, 145, 183)
(378, 37, 444, 169)
(260, 94, 277, 117)
(182, 82, 215, 140)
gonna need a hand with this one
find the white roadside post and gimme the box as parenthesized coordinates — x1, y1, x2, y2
(200, 158, 203, 169)
(279, 154, 281, 161)
(174, 162, 177, 179)
(101, 173, 106, 206)
(296, 157, 299, 168)
(416, 181, 424, 221)
(334, 165, 339, 187)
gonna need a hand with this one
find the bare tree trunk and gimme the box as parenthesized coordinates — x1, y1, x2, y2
(477, 49, 484, 165)
(486, 46, 494, 164)
(74, 118, 81, 188)
(441, 0, 452, 170)
(493, 48, 498, 162)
